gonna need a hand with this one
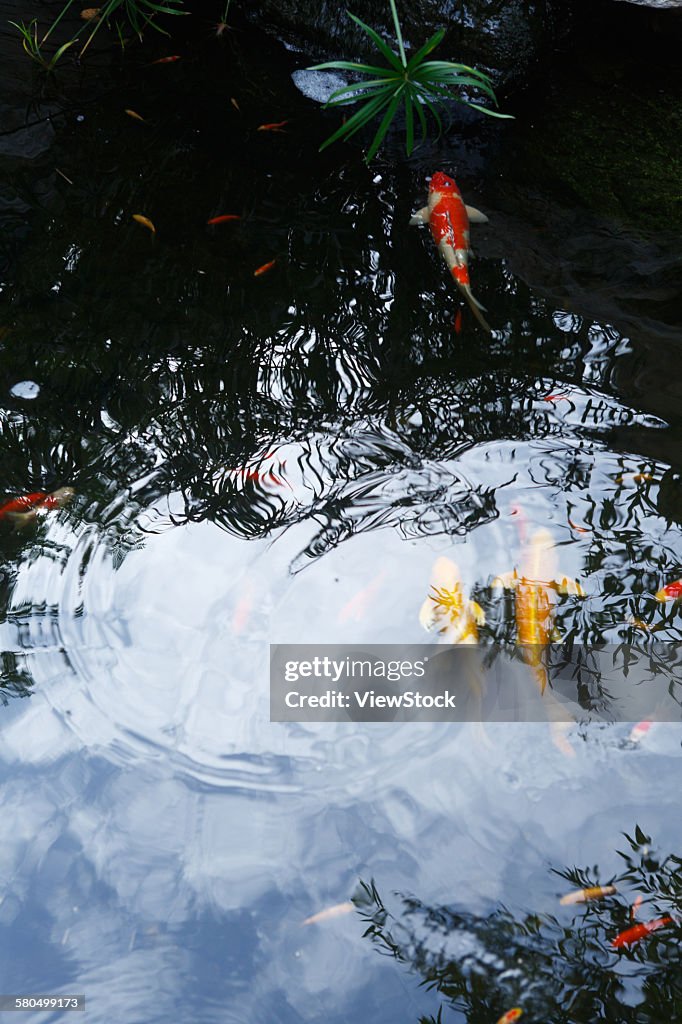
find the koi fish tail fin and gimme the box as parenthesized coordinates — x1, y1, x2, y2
(458, 282, 492, 334)
(409, 206, 429, 226)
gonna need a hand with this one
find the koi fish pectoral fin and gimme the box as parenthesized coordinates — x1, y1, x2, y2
(409, 206, 430, 225)
(464, 205, 489, 224)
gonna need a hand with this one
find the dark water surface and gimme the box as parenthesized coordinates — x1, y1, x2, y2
(1, 8, 682, 1023)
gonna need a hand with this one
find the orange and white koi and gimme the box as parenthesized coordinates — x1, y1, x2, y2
(493, 529, 585, 694)
(629, 719, 653, 743)
(611, 915, 672, 948)
(419, 556, 484, 644)
(302, 901, 355, 926)
(0, 487, 74, 526)
(410, 171, 491, 333)
(631, 894, 644, 919)
(496, 1009, 522, 1024)
(655, 579, 682, 602)
(559, 884, 617, 906)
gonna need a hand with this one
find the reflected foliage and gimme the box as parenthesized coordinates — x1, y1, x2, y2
(355, 830, 682, 1023)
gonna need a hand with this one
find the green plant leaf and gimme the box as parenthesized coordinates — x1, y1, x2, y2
(464, 101, 515, 119)
(326, 78, 399, 105)
(319, 89, 393, 151)
(347, 12, 405, 72)
(404, 29, 445, 74)
(308, 60, 398, 77)
(365, 87, 404, 161)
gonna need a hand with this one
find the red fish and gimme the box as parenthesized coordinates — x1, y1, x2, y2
(496, 1010, 522, 1024)
(0, 487, 74, 524)
(411, 172, 491, 333)
(655, 579, 682, 602)
(254, 259, 276, 277)
(257, 120, 288, 132)
(207, 214, 241, 225)
(152, 55, 181, 64)
(611, 915, 672, 948)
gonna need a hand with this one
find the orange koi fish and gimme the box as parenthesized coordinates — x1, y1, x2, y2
(419, 556, 484, 644)
(615, 472, 654, 484)
(560, 885, 617, 906)
(410, 171, 491, 333)
(0, 487, 74, 525)
(631, 894, 644, 919)
(612, 915, 672, 948)
(257, 120, 288, 132)
(152, 55, 182, 64)
(207, 214, 241, 225)
(493, 529, 585, 694)
(254, 259, 276, 277)
(132, 214, 156, 235)
(496, 1010, 522, 1024)
(302, 901, 354, 926)
(124, 109, 145, 122)
(543, 393, 570, 403)
(80, 7, 101, 19)
(230, 97, 241, 112)
(655, 579, 682, 602)
(629, 719, 652, 742)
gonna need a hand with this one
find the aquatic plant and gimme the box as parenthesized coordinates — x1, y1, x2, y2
(10, 0, 187, 66)
(309, 0, 513, 161)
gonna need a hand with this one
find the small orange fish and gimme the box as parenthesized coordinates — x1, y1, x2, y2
(254, 259, 276, 277)
(543, 393, 570, 403)
(124, 109, 145, 122)
(207, 214, 241, 225)
(612, 915, 672, 948)
(257, 120, 288, 132)
(0, 488, 75, 525)
(132, 214, 156, 235)
(302, 902, 354, 926)
(496, 1010, 523, 1024)
(80, 7, 101, 19)
(567, 517, 591, 534)
(152, 55, 182, 64)
(230, 97, 240, 112)
(560, 885, 617, 906)
(655, 579, 682, 602)
(454, 309, 463, 334)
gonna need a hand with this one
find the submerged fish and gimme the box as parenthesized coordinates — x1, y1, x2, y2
(0, 487, 74, 526)
(257, 120, 288, 132)
(419, 556, 484, 644)
(302, 901, 354, 926)
(655, 578, 682, 602)
(611, 915, 672, 949)
(207, 214, 241, 225)
(254, 259, 276, 277)
(410, 171, 491, 333)
(132, 214, 156, 235)
(560, 884, 617, 906)
(496, 1010, 523, 1024)
(493, 528, 585, 694)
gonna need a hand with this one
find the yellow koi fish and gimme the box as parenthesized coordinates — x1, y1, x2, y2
(493, 529, 585, 694)
(419, 556, 484, 644)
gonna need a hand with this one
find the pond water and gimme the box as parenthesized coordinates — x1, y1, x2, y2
(1, 8, 681, 1023)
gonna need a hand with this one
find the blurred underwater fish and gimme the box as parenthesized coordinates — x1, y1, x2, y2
(629, 719, 653, 743)
(207, 214, 241, 225)
(496, 1009, 522, 1024)
(559, 884, 617, 906)
(615, 472, 654, 485)
(0, 487, 75, 527)
(410, 171, 491, 333)
(493, 528, 585, 695)
(302, 901, 354, 926)
(124, 109, 145, 122)
(132, 214, 156, 235)
(152, 55, 182, 64)
(611, 915, 672, 948)
(254, 259, 276, 277)
(257, 120, 288, 132)
(631, 894, 644, 919)
(655, 578, 682, 602)
(338, 569, 387, 624)
(419, 556, 484, 644)
(80, 7, 101, 19)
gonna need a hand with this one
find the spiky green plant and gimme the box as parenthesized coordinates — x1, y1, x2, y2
(8, 18, 75, 70)
(309, 0, 513, 161)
